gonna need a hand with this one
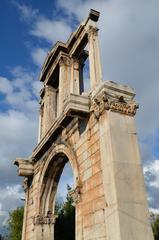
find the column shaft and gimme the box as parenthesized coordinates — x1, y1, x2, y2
(88, 26, 102, 88)
(58, 56, 71, 114)
(40, 85, 57, 138)
(70, 58, 80, 95)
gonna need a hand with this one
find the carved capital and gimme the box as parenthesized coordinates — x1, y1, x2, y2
(73, 57, 80, 64)
(68, 182, 82, 205)
(33, 213, 57, 225)
(59, 56, 72, 66)
(45, 85, 56, 93)
(90, 91, 139, 119)
(88, 26, 99, 38)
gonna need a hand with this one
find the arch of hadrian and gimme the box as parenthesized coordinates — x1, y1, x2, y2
(14, 9, 154, 240)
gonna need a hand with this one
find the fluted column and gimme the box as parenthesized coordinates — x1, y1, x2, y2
(58, 55, 71, 114)
(70, 58, 80, 95)
(40, 85, 57, 138)
(88, 26, 102, 88)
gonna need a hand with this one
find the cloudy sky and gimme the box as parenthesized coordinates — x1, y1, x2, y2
(0, 0, 159, 233)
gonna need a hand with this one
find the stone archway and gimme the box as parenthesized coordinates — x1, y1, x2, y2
(14, 9, 154, 240)
(33, 143, 78, 240)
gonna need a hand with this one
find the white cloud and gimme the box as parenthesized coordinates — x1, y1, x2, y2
(0, 184, 23, 227)
(16, 3, 72, 44)
(31, 48, 48, 67)
(144, 160, 159, 188)
(0, 77, 13, 94)
(30, 17, 72, 43)
(149, 208, 159, 215)
(0, 107, 37, 230)
(0, 66, 39, 188)
(15, 3, 38, 22)
(0, 109, 38, 184)
(32, 80, 42, 98)
(11, 66, 34, 87)
(0, 185, 22, 201)
(0, 66, 40, 113)
(0, 110, 37, 144)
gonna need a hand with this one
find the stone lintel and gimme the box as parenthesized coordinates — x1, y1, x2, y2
(32, 94, 90, 161)
(14, 158, 34, 177)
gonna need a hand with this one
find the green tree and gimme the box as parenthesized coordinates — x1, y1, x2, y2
(8, 206, 24, 240)
(54, 185, 75, 240)
(152, 214, 159, 240)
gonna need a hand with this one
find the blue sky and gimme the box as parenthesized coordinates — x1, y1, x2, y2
(0, 0, 159, 233)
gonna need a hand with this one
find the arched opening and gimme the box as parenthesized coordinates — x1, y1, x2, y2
(39, 145, 78, 240)
(82, 56, 90, 93)
(79, 44, 91, 95)
(54, 162, 75, 240)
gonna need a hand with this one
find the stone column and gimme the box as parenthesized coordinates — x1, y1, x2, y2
(43, 85, 57, 135)
(58, 55, 71, 114)
(70, 58, 80, 95)
(88, 26, 102, 89)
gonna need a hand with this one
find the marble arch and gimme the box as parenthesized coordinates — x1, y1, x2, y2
(15, 9, 154, 240)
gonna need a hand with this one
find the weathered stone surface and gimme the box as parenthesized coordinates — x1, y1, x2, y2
(14, 8, 154, 240)
(14, 158, 34, 177)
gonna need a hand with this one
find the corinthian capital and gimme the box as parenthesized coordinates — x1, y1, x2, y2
(90, 91, 139, 119)
(59, 55, 72, 66)
(88, 26, 99, 38)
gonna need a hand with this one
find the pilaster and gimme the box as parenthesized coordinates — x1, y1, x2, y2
(88, 26, 102, 88)
(91, 82, 154, 240)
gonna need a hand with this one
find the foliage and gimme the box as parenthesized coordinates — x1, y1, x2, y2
(8, 206, 24, 240)
(54, 185, 75, 240)
(151, 214, 159, 240)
